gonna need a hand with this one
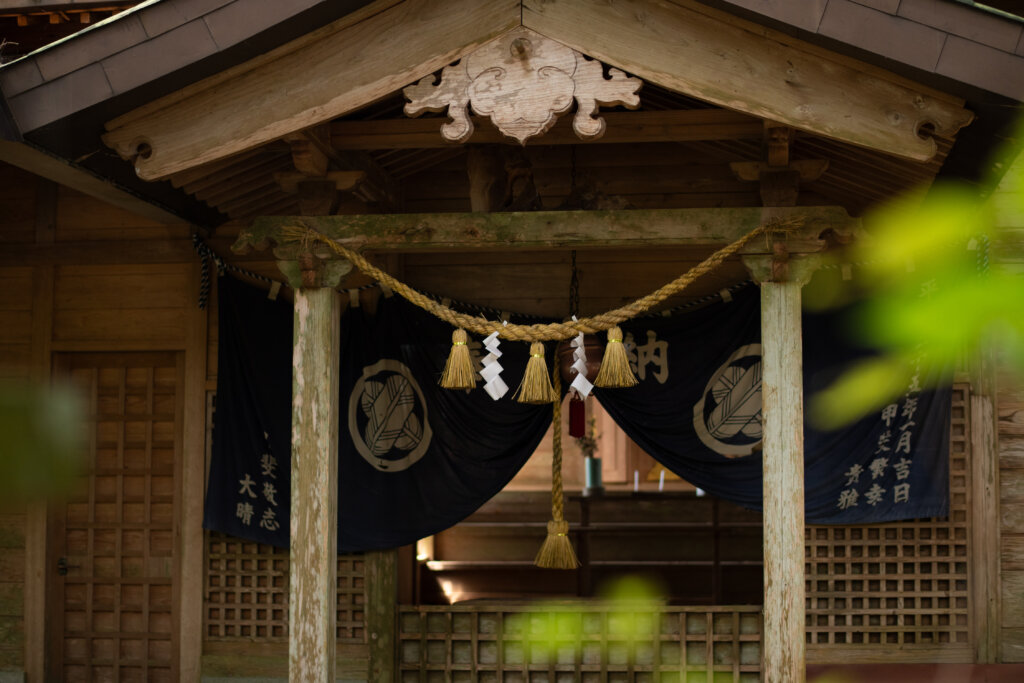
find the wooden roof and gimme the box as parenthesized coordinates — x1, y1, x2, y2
(0, 0, 1020, 225)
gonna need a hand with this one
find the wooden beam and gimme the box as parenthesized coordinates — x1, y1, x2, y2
(0, 140, 183, 225)
(240, 206, 860, 254)
(742, 253, 818, 683)
(0, 238, 202, 267)
(102, 0, 521, 180)
(332, 109, 764, 149)
(522, 0, 973, 161)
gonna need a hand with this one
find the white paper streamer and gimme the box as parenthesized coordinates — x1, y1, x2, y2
(480, 331, 508, 400)
(568, 322, 593, 398)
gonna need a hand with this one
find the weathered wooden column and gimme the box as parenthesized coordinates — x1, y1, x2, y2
(742, 251, 818, 683)
(278, 248, 351, 683)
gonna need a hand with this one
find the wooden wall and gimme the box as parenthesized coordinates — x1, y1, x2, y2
(994, 156, 1024, 662)
(0, 161, 206, 681)
(0, 164, 38, 675)
(0, 512, 25, 673)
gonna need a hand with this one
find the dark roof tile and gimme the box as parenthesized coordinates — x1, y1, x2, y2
(0, 59, 44, 98)
(707, 0, 828, 33)
(8, 63, 113, 131)
(819, 0, 948, 72)
(936, 34, 1024, 98)
(101, 18, 218, 94)
(34, 14, 148, 82)
(899, 0, 1023, 53)
(849, 0, 901, 13)
(140, 0, 235, 38)
(203, 0, 321, 50)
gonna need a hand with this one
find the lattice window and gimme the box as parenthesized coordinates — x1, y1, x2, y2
(204, 532, 365, 642)
(338, 554, 366, 641)
(805, 384, 971, 649)
(398, 605, 761, 683)
(204, 534, 288, 640)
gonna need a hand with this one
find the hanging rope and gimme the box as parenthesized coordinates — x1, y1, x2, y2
(280, 216, 804, 341)
(534, 370, 579, 569)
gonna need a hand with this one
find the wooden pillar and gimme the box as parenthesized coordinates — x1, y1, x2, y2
(279, 253, 350, 683)
(365, 549, 398, 683)
(743, 252, 818, 683)
(179, 260, 210, 682)
(970, 345, 1001, 662)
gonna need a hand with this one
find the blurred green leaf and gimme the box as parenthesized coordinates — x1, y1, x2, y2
(0, 381, 86, 507)
(810, 126, 1024, 427)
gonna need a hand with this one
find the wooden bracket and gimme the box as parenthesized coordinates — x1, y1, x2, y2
(404, 26, 641, 145)
(741, 251, 820, 285)
(283, 126, 331, 177)
(730, 159, 829, 183)
(275, 171, 367, 195)
(765, 123, 793, 168)
(275, 250, 352, 289)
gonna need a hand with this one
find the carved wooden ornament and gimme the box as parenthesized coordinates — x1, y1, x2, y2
(403, 27, 642, 145)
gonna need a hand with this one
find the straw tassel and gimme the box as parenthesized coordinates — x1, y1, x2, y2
(594, 326, 638, 388)
(535, 370, 580, 569)
(440, 328, 475, 390)
(515, 342, 558, 404)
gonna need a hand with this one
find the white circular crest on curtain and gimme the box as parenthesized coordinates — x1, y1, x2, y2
(348, 359, 432, 472)
(692, 343, 763, 458)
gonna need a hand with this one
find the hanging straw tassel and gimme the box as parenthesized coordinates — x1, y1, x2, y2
(594, 325, 638, 388)
(535, 371, 580, 569)
(440, 328, 475, 390)
(515, 342, 558, 404)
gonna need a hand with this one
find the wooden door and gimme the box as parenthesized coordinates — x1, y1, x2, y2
(50, 353, 183, 683)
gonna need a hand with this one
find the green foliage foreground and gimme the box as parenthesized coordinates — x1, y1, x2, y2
(810, 131, 1024, 428)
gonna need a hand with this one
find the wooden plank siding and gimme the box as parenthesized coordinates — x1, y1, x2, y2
(0, 513, 26, 670)
(994, 156, 1024, 662)
(0, 259, 33, 671)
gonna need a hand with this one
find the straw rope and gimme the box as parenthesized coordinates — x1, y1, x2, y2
(551, 370, 565, 524)
(534, 369, 578, 569)
(280, 216, 802, 341)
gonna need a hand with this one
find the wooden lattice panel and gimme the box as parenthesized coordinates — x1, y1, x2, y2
(805, 384, 971, 650)
(204, 534, 288, 639)
(58, 354, 181, 683)
(398, 605, 762, 683)
(203, 532, 365, 642)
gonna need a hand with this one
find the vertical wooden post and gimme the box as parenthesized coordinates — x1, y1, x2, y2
(25, 263, 54, 683)
(365, 549, 398, 683)
(743, 253, 817, 683)
(970, 346, 1001, 662)
(179, 260, 209, 682)
(289, 285, 341, 683)
(281, 251, 350, 683)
